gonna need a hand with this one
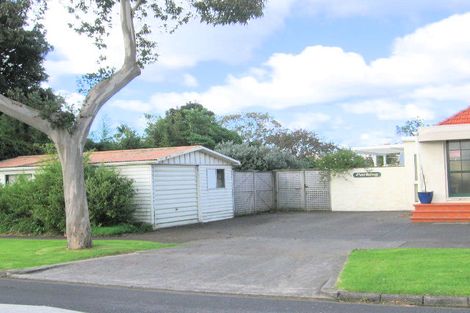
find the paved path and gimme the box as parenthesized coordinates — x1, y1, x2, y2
(1, 278, 467, 313)
(13, 212, 470, 298)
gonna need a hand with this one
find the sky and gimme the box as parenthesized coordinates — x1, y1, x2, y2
(42, 0, 470, 147)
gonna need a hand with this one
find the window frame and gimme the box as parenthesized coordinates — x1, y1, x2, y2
(5, 174, 33, 185)
(447, 140, 470, 197)
(207, 168, 226, 190)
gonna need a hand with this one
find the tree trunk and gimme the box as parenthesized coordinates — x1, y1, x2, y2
(56, 136, 92, 249)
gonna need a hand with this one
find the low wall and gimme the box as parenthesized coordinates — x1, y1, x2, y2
(331, 167, 413, 211)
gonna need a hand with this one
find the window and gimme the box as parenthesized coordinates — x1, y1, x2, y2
(216, 169, 225, 188)
(447, 140, 470, 197)
(5, 174, 32, 185)
(207, 169, 225, 189)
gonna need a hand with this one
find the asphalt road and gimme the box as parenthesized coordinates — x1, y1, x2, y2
(0, 279, 467, 313)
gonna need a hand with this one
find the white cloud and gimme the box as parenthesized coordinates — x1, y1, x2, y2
(283, 113, 331, 129)
(359, 131, 396, 146)
(297, 0, 470, 18)
(342, 100, 436, 120)
(182, 74, 199, 88)
(119, 13, 470, 120)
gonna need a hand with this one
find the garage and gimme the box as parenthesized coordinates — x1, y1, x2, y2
(0, 145, 241, 229)
(153, 166, 199, 228)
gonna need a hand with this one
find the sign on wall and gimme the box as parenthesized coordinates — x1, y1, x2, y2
(353, 172, 381, 178)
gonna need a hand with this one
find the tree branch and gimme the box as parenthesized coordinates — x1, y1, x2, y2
(131, 0, 144, 15)
(0, 94, 56, 137)
(76, 0, 141, 143)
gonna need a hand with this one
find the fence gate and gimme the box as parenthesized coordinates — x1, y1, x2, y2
(276, 170, 331, 211)
(304, 171, 330, 210)
(233, 171, 274, 216)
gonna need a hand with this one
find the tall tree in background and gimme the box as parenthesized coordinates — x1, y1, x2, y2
(0, 0, 265, 249)
(220, 112, 282, 145)
(266, 129, 336, 159)
(221, 112, 336, 159)
(0, 1, 57, 160)
(146, 103, 241, 149)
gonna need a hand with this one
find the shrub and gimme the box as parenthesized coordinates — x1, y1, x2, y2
(215, 142, 308, 171)
(86, 166, 135, 226)
(313, 149, 373, 176)
(0, 158, 136, 234)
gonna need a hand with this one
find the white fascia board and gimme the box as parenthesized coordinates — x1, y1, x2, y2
(418, 124, 470, 142)
(156, 146, 241, 166)
(196, 146, 241, 166)
(0, 166, 39, 172)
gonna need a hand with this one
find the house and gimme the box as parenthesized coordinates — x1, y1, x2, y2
(330, 106, 470, 222)
(0, 146, 240, 229)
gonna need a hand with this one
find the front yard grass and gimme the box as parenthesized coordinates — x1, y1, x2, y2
(338, 248, 470, 296)
(0, 238, 173, 271)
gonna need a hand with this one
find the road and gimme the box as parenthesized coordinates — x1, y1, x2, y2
(0, 279, 466, 313)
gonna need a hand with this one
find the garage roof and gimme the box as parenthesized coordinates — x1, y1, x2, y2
(0, 146, 240, 169)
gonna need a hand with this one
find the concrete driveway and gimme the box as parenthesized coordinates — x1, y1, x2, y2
(13, 212, 470, 298)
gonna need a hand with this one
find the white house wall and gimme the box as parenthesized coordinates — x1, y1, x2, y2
(114, 165, 154, 224)
(331, 167, 413, 211)
(418, 141, 449, 202)
(152, 165, 199, 228)
(198, 165, 234, 222)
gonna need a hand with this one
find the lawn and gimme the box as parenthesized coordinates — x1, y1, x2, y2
(338, 248, 470, 296)
(0, 238, 173, 271)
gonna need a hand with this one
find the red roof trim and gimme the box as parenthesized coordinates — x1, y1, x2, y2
(0, 146, 201, 169)
(439, 106, 470, 125)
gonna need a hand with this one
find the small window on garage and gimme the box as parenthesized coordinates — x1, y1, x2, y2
(5, 174, 32, 185)
(216, 169, 225, 188)
(207, 169, 225, 189)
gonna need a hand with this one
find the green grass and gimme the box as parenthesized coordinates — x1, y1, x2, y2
(338, 248, 470, 296)
(0, 238, 173, 271)
(92, 223, 153, 236)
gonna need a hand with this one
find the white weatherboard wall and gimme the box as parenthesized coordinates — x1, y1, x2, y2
(115, 165, 153, 224)
(331, 167, 413, 211)
(153, 165, 198, 228)
(199, 165, 234, 222)
(418, 141, 449, 203)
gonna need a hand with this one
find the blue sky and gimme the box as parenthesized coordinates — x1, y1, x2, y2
(43, 0, 470, 147)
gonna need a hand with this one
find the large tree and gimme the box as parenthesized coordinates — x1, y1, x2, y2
(266, 129, 336, 159)
(0, 0, 266, 249)
(0, 0, 56, 160)
(221, 112, 336, 159)
(145, 102, 241, 149)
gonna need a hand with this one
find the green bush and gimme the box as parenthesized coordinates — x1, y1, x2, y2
(86, 166, 135, 226)
(0, 158, 136, 234)
(313, 149, 373, 176)
(215, 142, 308, 171)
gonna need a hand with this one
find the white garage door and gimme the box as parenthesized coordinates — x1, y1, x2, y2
(153, 166, 199, 228)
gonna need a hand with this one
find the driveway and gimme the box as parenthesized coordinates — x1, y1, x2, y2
(13, 212, 470, 298)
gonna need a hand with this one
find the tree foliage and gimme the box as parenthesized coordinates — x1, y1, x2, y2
(221, 112, 337, 159)
(145, 103, 241, 149)
(0, 0, 59, 160)
(215, 142, 308, 171)
(220, 112, 282, 145)
(313, 149, 373, 176)
(396, 119, 425, 136)
(266, 129, 337, 159)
